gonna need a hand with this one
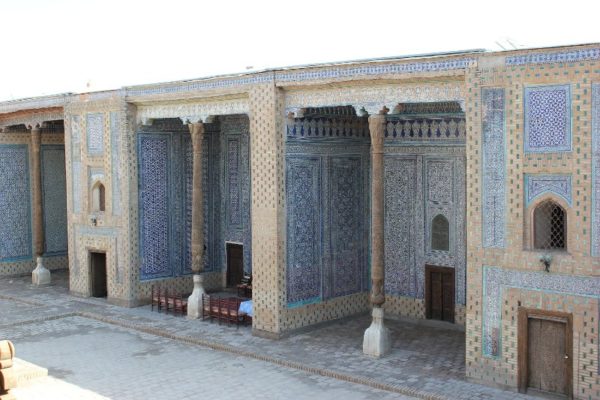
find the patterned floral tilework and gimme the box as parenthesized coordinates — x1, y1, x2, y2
(86, 113, 104, 155)
(110, 112, 121, 215)
(384, 157, 420, 298)
(285, 138, 369, 306)
(286, 156, 322, 305)
(71, 115, 82, 214)
(482, 266, 600, 358)
(592, 84, 600, 257)
(525, 174, 572, 206)
(384, 152, 466, 305)
(0, 145, 31, 262)
(138, 135, 171, 279)
(41, 145, 68, 255)
(505, 47, 600, 65)
(481, 88, 506, 248)
(524, 85, 571, 153)
(277, 58, 476, 83)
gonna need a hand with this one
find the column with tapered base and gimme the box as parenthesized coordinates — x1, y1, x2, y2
(30, 125, 50, 286)
(187, 121, 206, 319)
(363, 109, 390, 357)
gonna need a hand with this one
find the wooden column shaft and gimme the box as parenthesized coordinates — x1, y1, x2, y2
(189, 122, 205, 273)
(368, 112, 387, 306)
(31, 126, 44, 257)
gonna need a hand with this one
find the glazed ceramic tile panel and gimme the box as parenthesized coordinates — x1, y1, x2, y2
(525, 174, 572, 206)
(505, 47, 600, 65)
(592, 83, 600, 257)
(481, 88, 506, 248)
(86, 113, 104, 155)
(286, 156, 322, 305)
(384, 156, 420, 297)
(138, 134, 171, 279)
(0, 145, 31, 262)
(330, 156, 364, 297)
(110, 112, 121, 215)
(524, 85, 571, 153)
(71, 115, 82, 213)
(41, 145, 67, 255)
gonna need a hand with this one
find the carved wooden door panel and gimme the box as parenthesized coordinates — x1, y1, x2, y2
(527, 318, 568, 396)
(425, 265, 454, 323)
(226, 243, 244, 287)
(91, 252, 107, 297)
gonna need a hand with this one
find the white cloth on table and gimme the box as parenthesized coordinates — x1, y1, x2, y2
(239, 300, 253, 317)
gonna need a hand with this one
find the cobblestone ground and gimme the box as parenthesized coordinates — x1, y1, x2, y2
(0, 271, 538, 399)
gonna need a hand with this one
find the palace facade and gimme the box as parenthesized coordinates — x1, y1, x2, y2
(0, 43, 599, 398)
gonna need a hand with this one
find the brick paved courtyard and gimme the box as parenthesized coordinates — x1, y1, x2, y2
(0, 271, 539, 399)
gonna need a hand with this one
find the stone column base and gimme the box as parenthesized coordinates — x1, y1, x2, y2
(187, 274, 206, 319)
(31, 257, 50, 286)
(363, 306, 391, 358)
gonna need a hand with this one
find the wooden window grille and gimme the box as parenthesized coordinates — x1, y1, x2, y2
(533, 200, 565, 250)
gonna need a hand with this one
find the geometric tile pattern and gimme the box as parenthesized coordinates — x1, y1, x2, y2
(138, 135, 171, 279)
(592, 83, 600, 257)
(226, 137, 242, 228)
(286, 156, 322, 305)
(41, 145, 68, 256)
(384, 152, 466, 305)
(482, 266, 600, 358)
(71, 115, 82, 214)
(525, 174, 572, 207)
(86, 113, 105, 155)
(384, 156, 419, 298)
(330, 156, 363, 297)
(285, 134, 369, 306)
(0, 145, 31, 261)
(110, 112, 121, 215)
(505, 47, 600, 65)
(524, 85, 571, 152)
(481, 88, 506, 248)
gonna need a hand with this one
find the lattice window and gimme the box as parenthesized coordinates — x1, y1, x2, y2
(431, 214, 450, 251)
(533, 200, 566, 250)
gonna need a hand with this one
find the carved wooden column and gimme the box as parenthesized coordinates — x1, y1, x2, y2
(363, 107, 390, 357)
(187, 121, 206, 318)
(30, 123, 50, 285)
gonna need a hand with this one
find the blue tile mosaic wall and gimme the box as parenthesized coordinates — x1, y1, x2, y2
(483, 266, 600, 359)
(592, 84, 600, 257)
(481, 88, 506, 248)
(138, 135, 171, 279)
(285, 133, 370, 306)
(330, 157, 364, 297)
(525, 174, 572, 206)
(86, 113, 104, 155)
(0, 145, 32, 262)
(138, 116, 251, 280)
(219, 116, 252, 274)
(505, 47, 600, 66)
(71, 115, 82, 213)
(286, 156, 322, 305)
(384, 153, 466, 304)
(384, 157, 420, 298)
(110, 112, 121, 215)
(41, 145, 67, 256)
(524, 85, 571, 153)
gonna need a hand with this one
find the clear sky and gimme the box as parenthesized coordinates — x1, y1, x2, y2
(0, 0, 598, 101)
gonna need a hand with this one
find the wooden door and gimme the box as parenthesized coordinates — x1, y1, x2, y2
(226, 244, 243, 287)
(518, 309, 572, 398)
(90, 252, 107, 297)
(425, 265, 455, 323)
